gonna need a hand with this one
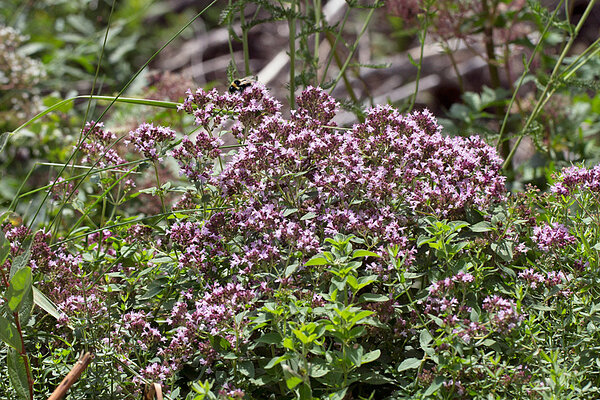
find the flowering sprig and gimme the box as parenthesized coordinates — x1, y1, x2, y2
(126, 123, 176, 162)
(531, 222, 575, 251)
(482, 295, 523, 334)
(79, 121, 125, 168)
(551, 165, 600, 197)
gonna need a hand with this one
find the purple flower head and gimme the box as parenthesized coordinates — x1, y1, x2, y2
(79, 121, 125, 168)
(293, 86, 339, 124)
(482, 295, 523, 333)
(49, 177, 79, 203)
(178, 81, 280, 132)
(531, 223, 575, 251)
(126, 122, 176, 162)
(550, 164, 600, 196)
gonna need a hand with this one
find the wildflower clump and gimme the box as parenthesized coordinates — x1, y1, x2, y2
(45, 84, 511, 398)
(174, 84, 506, 275)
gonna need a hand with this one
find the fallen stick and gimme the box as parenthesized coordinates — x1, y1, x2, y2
(47, 352, 94, 400)
(143, 382, 163, 400)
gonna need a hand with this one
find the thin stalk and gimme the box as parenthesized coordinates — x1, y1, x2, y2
(481, 0, 501, 90)
(326, 32, 358, 102)
(497, 0, 563, 158)
(288, 0, 297, 109)
(65, 167, 136, 240)
(227, 0, 237, 74)
(77, 0, 117, 146)
(240, 3, 251, 75)
(313, 0, 322, 82)
(408, 13, 428, 112)
(502, 0, 597, 170)
(444, 42, 464, 93)
(153, 161, 167, 214)
(481, 0, 510, 164)
(561, 38, 600, 80)
(11, 309, 34, 400)
(18, 0, 218, 234)
(328, 6, 377, 95)
(320, 7, 350, 86)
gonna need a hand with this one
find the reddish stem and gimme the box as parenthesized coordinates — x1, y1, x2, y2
(13, 312, 34, 400)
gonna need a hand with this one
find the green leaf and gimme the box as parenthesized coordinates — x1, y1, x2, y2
(491, 240, 513, 262)
(283, 337, 295, 350)
(305, 256, 329, 266)
(349, 310, 374, 325)
(532, 304, 555, 311)
(265, 354, 292, 369)
(347, 346, 363, 367)
(238, 361, 255, 378)
(419, 329, 432, 351)
(10, 239, 32, 278)
(139, 277, 168, 300)
(285, 262, 299, 278)
(309, 360, 330, 378)
(469, 221, 493, 232)
(17, 284, 34, 326)
(362, 349, 380, 364)
(6, 267, 32, 312)
(283, 208, 298, 217)
(256, 332, 282, 345)
(416, 235, 435, 247)
(424, 376, 445, 396)
(328, 387, 348, 400)
(0, 316, 22, 351)
(33, 286, 61, 320)
(297, 383, 312, 400)
(351, 249, 379, 258)
(8, 348, 29, 400)
(358, 293, 389, 303)
(286, 375, 303, 389)
(398, 357, 421, 372)
(300, 211, 317, 221)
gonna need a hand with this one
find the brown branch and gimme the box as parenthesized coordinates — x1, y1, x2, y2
(143, 383, 164, 400)
(47, 352, 94, 400)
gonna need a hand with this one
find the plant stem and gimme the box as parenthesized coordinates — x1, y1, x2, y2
(240, 3, 250, 75)
(328, 6, 377, 95)
(313, 0, 322, 83)
(502, 0, 597, 170)
(326, 32, 358, 103)
(153, 161, 167, 214)
(320, 7, 350, 87)
(408, 15, 427, 112)
(13, 312, 34, 400)
(288, 0, 297, 109)
(496, 0, 563, 158)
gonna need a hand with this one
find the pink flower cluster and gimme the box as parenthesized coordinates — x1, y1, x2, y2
(137, 282, 258, 381)
(482, 295, 523, 333)
(531, 223, 575, 251)
(551, 165, 600, 196)
(428, 271, 474, 296)
(518, 268, 571, 297)
(79, 121, 125, 168)
(126, 122, 176, 162)
(168, 220, 226, 273)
